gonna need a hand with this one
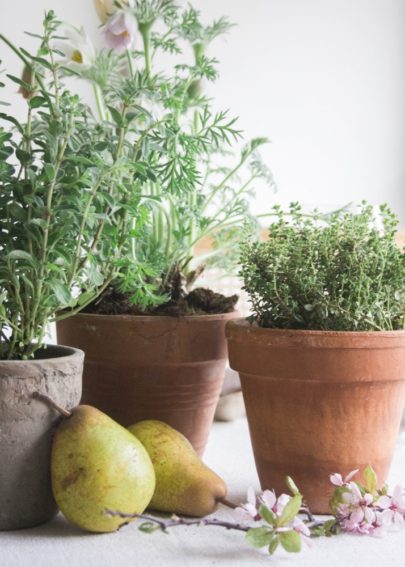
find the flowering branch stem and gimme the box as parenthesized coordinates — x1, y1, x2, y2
(106, 510, 250, 533)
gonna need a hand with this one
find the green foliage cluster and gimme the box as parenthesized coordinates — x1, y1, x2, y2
(67, 0, 274, 305)
(0, 13, 142, 359)
(240, 203, 405, 331)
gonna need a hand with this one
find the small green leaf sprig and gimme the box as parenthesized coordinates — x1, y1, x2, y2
(240, 202, 405, 331)
(108, 466, 405, 557)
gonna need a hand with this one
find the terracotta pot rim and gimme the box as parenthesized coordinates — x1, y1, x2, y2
(67, 311, 238, 323)
(226, 318, 405, 338)
(0, 344, 84, 365)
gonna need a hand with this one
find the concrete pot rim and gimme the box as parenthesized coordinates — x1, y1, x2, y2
(0, 344, 84, 365)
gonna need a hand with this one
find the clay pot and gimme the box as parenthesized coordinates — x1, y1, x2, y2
(0, 345, 83, 530)
(57, 312, 237, 455)
(226, 319, 405, 513)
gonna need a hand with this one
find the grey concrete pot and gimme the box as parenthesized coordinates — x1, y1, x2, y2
(0, 345, 83, 531)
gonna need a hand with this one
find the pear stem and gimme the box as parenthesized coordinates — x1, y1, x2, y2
(32, 391, 72, 418)
(219, 498, 238, 510)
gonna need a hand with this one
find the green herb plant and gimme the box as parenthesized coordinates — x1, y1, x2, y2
(65, 0, 274, 308)
(0, 12, 143, 359)
(240, 202, 405, 330)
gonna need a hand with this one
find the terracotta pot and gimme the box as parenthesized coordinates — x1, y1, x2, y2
(0, 345, 83, 530)
(226, 319, 405, 513)
(57, 312, 237, 455)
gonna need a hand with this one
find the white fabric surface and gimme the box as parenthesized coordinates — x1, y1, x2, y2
(1, 418, 405, 567)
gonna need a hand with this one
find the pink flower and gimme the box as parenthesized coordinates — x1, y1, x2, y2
(259, 490, 291, 515)
(104, 10, 137, 53)
(336, 482, 380, 535)
(235, 487, 260, 522)
(293, 516, 313, 547)
(330, 469, 359, 487)
(260, 489, 276, 510)
(377, 486, 405, 526)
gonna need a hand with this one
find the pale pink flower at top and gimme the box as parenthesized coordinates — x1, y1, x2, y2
(234, 487, 260, 522)
(104, 10, 137, 53)
(330, 469, 359, 487)
(377, 486, 405, 526)
(260, 490, 291, 516)
(260, 489, 276, 511)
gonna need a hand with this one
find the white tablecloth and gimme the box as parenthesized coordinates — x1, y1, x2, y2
(1, 418, 405, 567)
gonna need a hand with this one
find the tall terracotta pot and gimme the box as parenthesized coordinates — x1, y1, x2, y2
(226, 319, 405, 513)
(57, 312, 237, 456)
(0, 345, 83, 530)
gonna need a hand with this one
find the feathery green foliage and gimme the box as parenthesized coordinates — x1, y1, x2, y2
(64, 1, 274, 305)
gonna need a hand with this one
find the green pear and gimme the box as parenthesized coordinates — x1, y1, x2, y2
(51, 405, 156, 533)
(128, 420, 227, 517)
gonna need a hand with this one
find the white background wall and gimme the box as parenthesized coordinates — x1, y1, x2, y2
(1, 0, 405, 223)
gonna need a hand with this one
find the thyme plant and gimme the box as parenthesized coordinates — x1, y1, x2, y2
(63, 0, 274, 308)
(0, 12, 142, 359)
(240, 203, 405, 331)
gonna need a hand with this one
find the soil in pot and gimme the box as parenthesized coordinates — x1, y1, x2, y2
(57, 288, 238, 456)
(226, 319, 405, 514)
(82, 285, 238, 316)
(0, 345, 83, 531)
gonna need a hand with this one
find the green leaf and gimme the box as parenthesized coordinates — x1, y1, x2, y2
(285, 476, 301, 496)
(277, 495, 302, 526)
(323, 519, 339, 536)
(29, 96, 46, 109)
(49, 281, 71, 306)
(138, 522, 159, 533)
(268, 536, 279, 555)
(329, 486, 349, 515)
(16, 148, 31, 164)
(246, 526, 273, 549)
(259, 505, 277, 526)
(363, 465, 378, 494)
(279, 530, 302, 553)
(44, 163, 56, 181)
(107, 105, 125, 128)
(0, 112, 24, 134)
(7, 250, 35, 264)
(77, 290, 96, 306)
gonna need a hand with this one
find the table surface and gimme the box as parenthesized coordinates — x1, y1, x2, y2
(1, 418, 405, 567)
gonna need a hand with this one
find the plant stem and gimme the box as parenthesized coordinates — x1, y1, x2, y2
(105, 511, 250, 533)
(202, 155, 250, 214)
(69, 175, 105, 286)
(139, 23, 152, 81)
(126, 49, 134, 79)
(93, 84, 106, 121)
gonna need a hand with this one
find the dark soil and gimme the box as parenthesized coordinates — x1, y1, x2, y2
(83, 286, 238, 316)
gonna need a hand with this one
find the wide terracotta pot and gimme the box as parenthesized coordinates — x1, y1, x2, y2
(226, 319, 405, 514)
(57, 312, 237, 456)
(0, 345, 83, 530)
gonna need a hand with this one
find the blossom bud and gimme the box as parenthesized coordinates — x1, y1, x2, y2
(94, 0, 130, 24)
(19, 64, 36, 100)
